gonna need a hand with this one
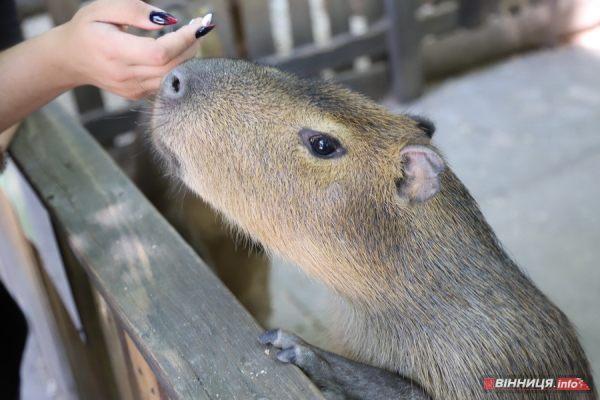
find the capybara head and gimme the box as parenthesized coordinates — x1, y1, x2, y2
(151, 58, 443, 296)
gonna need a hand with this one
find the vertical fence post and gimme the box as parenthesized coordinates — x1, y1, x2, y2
(384, 0, 422, 102)
(458, 0, 486, 28)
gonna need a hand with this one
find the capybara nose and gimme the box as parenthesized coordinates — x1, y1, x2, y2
(162, 68, 185, 100)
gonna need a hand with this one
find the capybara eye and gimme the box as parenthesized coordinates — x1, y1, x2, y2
(299, 129, 346, 159)
(310, 135, 338, 156)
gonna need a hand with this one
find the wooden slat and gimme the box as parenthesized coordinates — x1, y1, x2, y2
(259, 18, 388, 75)
(238, 0, 276, 58)
(123, 332, 171, 400)
(420, 1, 460, 37)
(37, 241, 119, 400)
(289, 0, 314, 47)
(421, 0, 599, 79)
(9, 102, 323, 400)
(93, 291, 138, 400)
(365, 0, 385, 23)
(0, 188, 118, 400)
(334, 61, 390, 100)
(458, 0, 486, 28)
(0, 189, 78, 400)
(384, 0, 422, 102)
(258, 3, 460, 75)
(205, 0, 240, 58)
(326, 0, 350, 35)
(82, 106, 142, 147)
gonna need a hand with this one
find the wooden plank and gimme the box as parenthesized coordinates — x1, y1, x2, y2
(458, 0, 486, 28)
(42, 0, 78, 25)
(259, 18, 388, 75)
(239, 0, 276, 58)
(16, 0, 45, 20)
(9, 102, 323, 400)
(334, 61, 390, 100)
(205, 0, 240, 58)
(73, 86, 105, 115)
(0, 189, 78, 400)
(364, 0, 385, 23)
(326, 0, 350, 35)
(258, 4, 459, 76)
(124, 332, 171, 400)
(544, 0, 560, 47)
(289, 0, 314, 47)
(384, 0, 422, 102)
(419, 1, 460, 37)
(1, 183, 117, 400)
(37, 240, 120, 400)
(93, 290, 138, 400)
(82, 106, 142, 147)
(1, 158, 84, 335)
(421, 0, 600, 79)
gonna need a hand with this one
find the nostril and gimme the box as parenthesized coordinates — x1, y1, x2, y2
(171, 75, 180, 93)
(163, 70, 185, 99)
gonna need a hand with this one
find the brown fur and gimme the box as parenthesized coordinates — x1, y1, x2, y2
(135, 8, 272, 327)
(151, 58, 595, 399)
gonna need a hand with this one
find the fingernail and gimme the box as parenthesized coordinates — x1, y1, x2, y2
(201, 13, 212, 26)
(195, 24, 215, 39)
(188, 18, 195, 25)
(150, 11, 178, 26)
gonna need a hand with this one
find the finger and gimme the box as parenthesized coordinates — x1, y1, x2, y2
(114, 76, 162, 100)
(137, 77, 162, 95)
(109, 18, 207, 66)
(154, 18, 213, 62)
(84, 0, 178, 31)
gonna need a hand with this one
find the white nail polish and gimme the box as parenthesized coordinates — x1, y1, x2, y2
(201, 13, 212, 26)
(188, 18, 195, 25)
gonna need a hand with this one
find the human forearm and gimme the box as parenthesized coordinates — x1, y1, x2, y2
(0, 26, 74, 132)
(0, 0, 212, 133)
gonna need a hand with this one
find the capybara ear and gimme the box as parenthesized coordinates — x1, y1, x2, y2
(397, 145, 445, 203)
(407, 115, 436, 138)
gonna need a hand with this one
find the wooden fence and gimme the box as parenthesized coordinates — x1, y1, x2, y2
(206, 0, 600, 101)
(3, 0, 600, 398)
(1, 102, 324, 399)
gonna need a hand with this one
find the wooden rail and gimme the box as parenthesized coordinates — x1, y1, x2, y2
(8, 102, 323, 400)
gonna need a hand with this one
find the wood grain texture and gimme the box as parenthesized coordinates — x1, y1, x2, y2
(289, 0, 314, 47)
(205, 0, 240, 58)
(239, 0, 275, 58)
(52, 229, 121, 400)
(326, 0, 351, 36)
(9, 102, 323, 400)
(0, 190, 78, 400)
(259, 18, 388, 75)
(257, 6, 459, 76)
(384, 0, 423, 102)
(93, 290, 138, 400)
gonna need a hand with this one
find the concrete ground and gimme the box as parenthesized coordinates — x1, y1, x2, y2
(16, 23, 600, 398)
(270, 38, 600, 386)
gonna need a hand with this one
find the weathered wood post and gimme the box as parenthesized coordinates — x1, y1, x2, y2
(384, 0, 423, 102)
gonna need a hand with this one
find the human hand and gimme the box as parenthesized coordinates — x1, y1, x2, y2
(53, 0, 214, 100)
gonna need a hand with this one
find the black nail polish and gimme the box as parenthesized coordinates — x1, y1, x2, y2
(150, 11, 178, 26)
(195, 24, 216, 39)
(0, 150, 6, 174)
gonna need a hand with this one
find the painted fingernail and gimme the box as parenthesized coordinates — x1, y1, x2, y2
(195, 24, 215, 39)
(150, 11, 178, 26)
(201, 13, 212, 26)
(188, 18, 195, 25)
